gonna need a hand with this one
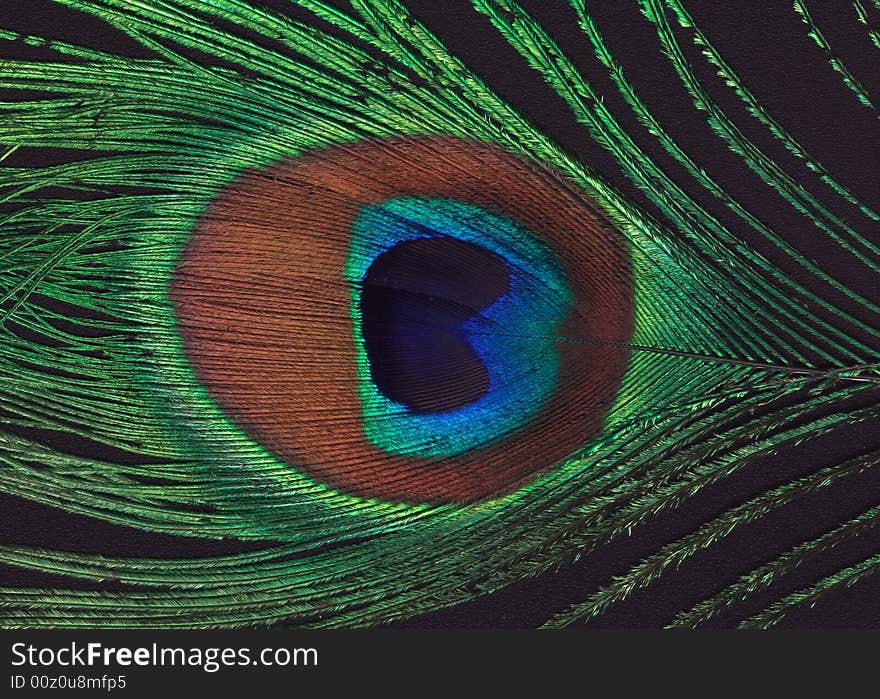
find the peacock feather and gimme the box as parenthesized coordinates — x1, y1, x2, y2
(0, 0, 878, 628)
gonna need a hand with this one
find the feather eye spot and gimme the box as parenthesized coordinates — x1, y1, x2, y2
(171, 137, 633, 503)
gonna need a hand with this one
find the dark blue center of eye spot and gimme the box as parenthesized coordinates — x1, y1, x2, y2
(360, 236, 511, 413)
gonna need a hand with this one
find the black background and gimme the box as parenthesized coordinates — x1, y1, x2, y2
(0, 0, 878, 628)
